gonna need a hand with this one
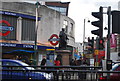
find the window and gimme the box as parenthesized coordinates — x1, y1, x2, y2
(22, 18, 35, 41)
(63, 20, 68, 33)
(69, 23, 73, 36)
(47, 6, 67, 15)
(2, 61, 25, 70)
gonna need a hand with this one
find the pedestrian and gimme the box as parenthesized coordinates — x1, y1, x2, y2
(54, 58, 60, 69)
(74, 58, 78, 66)
(53, 58, 61, 80)
(54, 58, 60, 66)
(29, 59, 34, 66)
(40, 56, 46, 69)
(70, 59, 75, 66)
(77, 57, 82, 66)
(70, 59, 76, 70)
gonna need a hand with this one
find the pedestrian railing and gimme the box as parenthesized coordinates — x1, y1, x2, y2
(1, 66, 120, 81)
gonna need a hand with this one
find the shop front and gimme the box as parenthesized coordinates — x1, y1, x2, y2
(1, 42, 54, 65)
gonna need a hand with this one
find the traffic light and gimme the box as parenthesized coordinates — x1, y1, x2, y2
(99, 38, 104, 50)
(111, 11, 120, 34)
(91, 6, 103, 38)
(88, 37, 94, 54)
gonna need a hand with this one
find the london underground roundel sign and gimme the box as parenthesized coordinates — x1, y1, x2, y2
(49, 34, 59, 46)
(0, 20, 12, 36)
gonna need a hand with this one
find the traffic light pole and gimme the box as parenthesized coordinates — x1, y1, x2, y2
(95, 37, 99, 66)
(107, 6, 111, 62)
(83, 18, 90, 56)
(107, 6, 111, 80)
(91, 6, 103, 66)
(83, 19, 86, 56)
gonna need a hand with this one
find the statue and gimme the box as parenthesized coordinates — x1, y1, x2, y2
(59, 28, 69, 49)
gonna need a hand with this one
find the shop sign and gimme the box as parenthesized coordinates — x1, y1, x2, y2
(23, 45, 34, 48)
(0, 42, 54, 49)
(0, 43, 16, 47)
(94, 50, 99, 55)
(0, 43, 34, 48)
(110, 34, 117, 48)
(85, 54, 93, 58)
(0, 11, 41, 20)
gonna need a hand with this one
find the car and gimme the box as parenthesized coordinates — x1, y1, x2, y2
(0, 59, 52, 80)
(112, 61, 120, 65)
(99, 63, 120, 81)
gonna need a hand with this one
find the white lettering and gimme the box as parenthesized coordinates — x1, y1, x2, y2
(23, 45, 33, 48)
(5, 12, 16, 16)
(0, 43, 16, 47)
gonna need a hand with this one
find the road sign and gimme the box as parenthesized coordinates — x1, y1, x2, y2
(0, 20, 13, 36)
(94, 50, 99, 55)
(48, 34, 59, 46)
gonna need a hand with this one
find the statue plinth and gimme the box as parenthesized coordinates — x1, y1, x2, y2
(55, 49, 71, 66)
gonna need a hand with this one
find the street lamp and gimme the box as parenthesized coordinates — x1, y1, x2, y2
(34, 1, 41, 65)
(83, 18, 90, 56)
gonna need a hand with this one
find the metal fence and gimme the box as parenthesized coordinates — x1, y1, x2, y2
(1, 66, 120, 81)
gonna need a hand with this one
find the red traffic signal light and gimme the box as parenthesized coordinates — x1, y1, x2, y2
(99, 38, 104, 50)
(100, 40, 103, 44)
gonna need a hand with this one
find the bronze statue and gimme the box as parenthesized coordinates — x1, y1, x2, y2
(59, 28, 69, 49)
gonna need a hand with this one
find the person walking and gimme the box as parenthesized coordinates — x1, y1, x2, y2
(77, 57, 83, 66)
(70, 59, 75, 66)
(54, 58, 60, 66)
(74, 58, 78, 66)
(40, 56, 46, 69)
(54, 57, 61, 70)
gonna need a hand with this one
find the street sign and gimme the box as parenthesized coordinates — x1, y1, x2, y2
(94, 50, 99, 55)
(48, 34, 59, 46)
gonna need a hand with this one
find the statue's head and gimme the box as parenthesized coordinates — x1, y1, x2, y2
(62, 28, 65, 31)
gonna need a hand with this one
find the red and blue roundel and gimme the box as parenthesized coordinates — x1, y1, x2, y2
(0, 20, 13, 36)
(49, 34, 59, 46)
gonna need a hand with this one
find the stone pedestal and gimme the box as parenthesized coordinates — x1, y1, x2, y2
(55, 50, 71, 66)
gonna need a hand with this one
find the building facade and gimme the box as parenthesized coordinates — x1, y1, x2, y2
(0, 2, 75, 65)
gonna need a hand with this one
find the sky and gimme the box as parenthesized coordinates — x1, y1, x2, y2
(61, 0, 120, 43)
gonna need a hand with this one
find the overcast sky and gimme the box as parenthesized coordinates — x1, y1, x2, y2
(61, 0, 120, 43)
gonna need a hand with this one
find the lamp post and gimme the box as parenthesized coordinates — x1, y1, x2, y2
(106, 6, 111, 79)
(34, 1, 41, 65)
(83, 18, 90, 56)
